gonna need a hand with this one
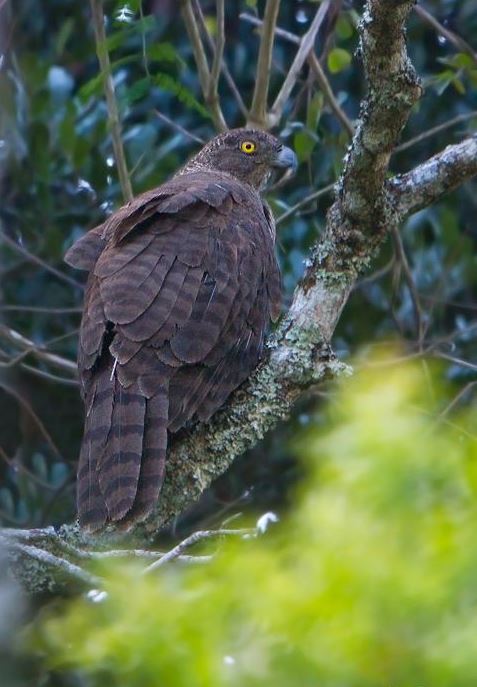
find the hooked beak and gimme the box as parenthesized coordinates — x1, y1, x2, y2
(273, 145, 298, 175)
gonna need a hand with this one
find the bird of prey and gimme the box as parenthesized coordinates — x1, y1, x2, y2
(65, 128, 297, 531)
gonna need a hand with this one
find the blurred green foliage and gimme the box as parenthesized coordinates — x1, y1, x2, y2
(0, 0, 476, 536)
(20, 358, 477, 686)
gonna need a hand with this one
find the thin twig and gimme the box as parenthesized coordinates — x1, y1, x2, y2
(241, 11, 353, 136)
(248, 0, 281, 128)
(434, 352, 477, 373)
(438, 381, 477, 419)
(391, 225, 425, 345)
(0, 377, 62, 456)
(89, 0, 133, 202)
(276, 182, 335, 225)
(208, 0, 225, 123)
(20, 363, 80, 387)
(0, 231, 83, 291)
(0, 305, 82, 314)
(269, 0, 331, 127)
(143, 528, 254, 574)
(395, 111, 477, 154)
(154, 109, 204, 144)
(192, 0, 247, 118)
(414, 4, 477, 66)
(0, 325, 77, 374)
(308, 53, 354, 137)
(181, 0, 227, 131)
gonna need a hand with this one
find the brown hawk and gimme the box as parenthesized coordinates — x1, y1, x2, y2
(65, 128, 297, 531)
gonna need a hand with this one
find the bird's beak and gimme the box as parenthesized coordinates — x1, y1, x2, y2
(273, 146, 298, 175)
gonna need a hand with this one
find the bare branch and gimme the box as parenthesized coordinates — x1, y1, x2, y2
(307, 53, 354, 137)
(390, 225, 425, 344)
(276, 182, 335, 226)
(181, 0, 227, 131)
(192, 0, 247, 118)
(89, 0, 133, 202)
(268, 0, 331, 127)
(208, 0, 225, 121)
(181, 0, 211, 97)
(154, 109, 205, 144)
(0, 230, 83, 291)
(414, 4, 477, 67)
(240, 12, 353, 136)
(390, 135, 477, 217)
(0, 325, 77, 374)
(395, 111, 477, 154)
(143, 528, 253, 573)
(248, 0, 281, 128)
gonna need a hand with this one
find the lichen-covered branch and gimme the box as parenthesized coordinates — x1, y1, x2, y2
(390, 135, 477, 217)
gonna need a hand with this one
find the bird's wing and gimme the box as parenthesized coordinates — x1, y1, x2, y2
(73, 172, 281, 529)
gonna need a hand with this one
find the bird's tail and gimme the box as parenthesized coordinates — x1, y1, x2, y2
(77, 366, 168, 531)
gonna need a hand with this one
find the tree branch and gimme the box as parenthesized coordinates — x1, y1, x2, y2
(89, 0, 133, 202)
(208, 0, 225, 120)
(390, 135, 477, 217)
(192, 0, 248, 119)
(414, 4, 477, 67)
(248, 0, 281, 128)
(181, 0, 227, 131)
(268, 0, 331, 128)
(240, 11, 354, 136)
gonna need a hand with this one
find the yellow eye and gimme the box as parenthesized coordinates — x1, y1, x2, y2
(240, 140, 256, 154)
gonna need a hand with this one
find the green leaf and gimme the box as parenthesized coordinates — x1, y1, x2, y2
(78, 73, 104, 102)
(124, 76, 151, 105)
(55, 17, 74, 56)
(106, 16, 156, 51)
(147, 42, 182, 66)
(336, 14, 354, 40)
(306, 92, 323, 131)
(327, 48, 352, 74)
(153, 74, 211, 119)
(293, 129, 318, 163)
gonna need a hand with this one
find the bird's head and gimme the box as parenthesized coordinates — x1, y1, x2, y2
(180, 128, 297, 191)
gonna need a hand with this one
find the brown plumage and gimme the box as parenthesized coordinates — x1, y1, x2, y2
(65, 128, 297, 531)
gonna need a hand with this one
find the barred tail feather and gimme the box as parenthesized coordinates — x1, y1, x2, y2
(124, 387, 169, 524)
(77, 366, 114, 530)
(98, 380, 146, 522)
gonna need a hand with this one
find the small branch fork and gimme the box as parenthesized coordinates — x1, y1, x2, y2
(0, 526, 254, 594)
(181, 0, 228, 131)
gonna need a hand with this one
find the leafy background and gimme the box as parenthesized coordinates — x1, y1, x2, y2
(0, 0, 476, 542)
